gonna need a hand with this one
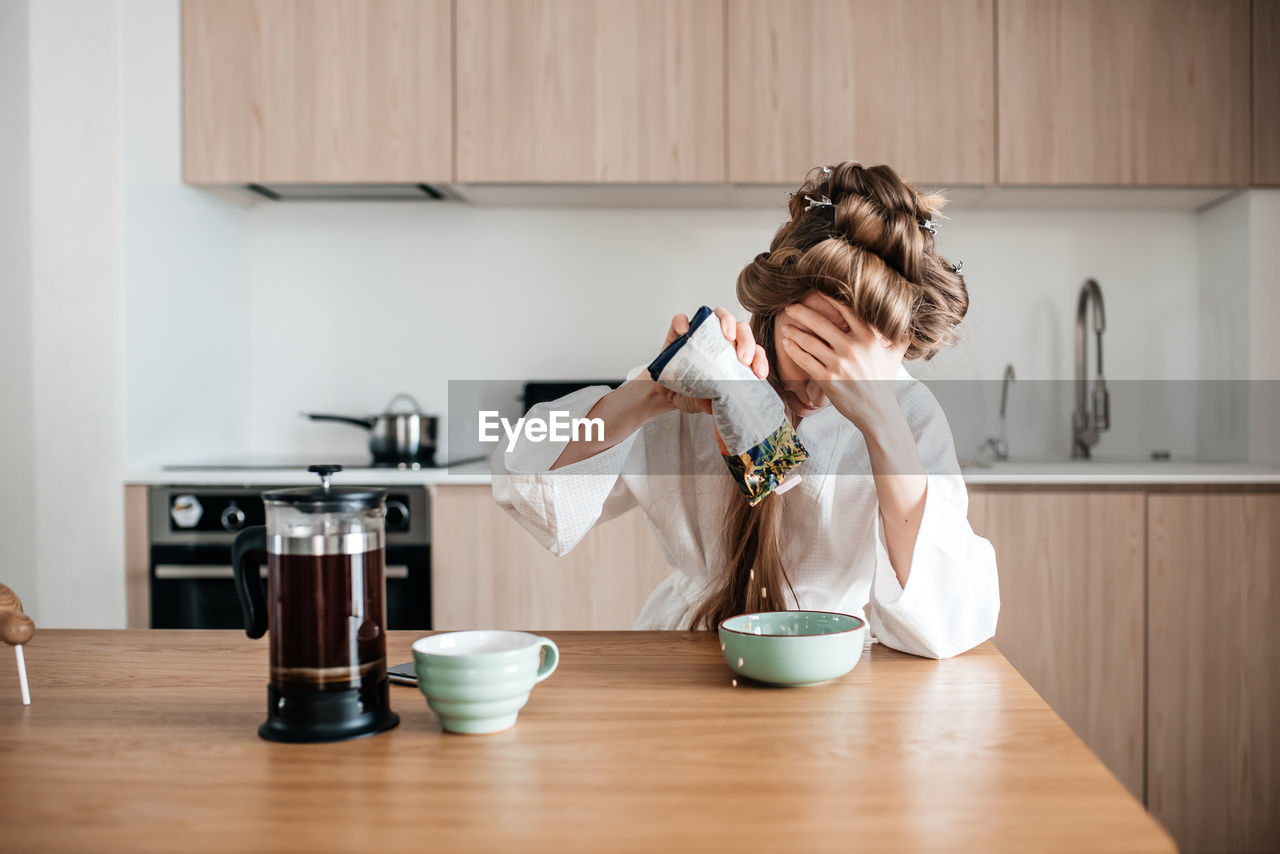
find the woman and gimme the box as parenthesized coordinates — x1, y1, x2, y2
(492, 162, 998, 659)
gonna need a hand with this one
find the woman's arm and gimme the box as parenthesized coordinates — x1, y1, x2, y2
(551, 379, 673, 469)
(778, 292, 998, 658)
(860, 406, 928, 588)
(777, 293, 926, 586)
(553, 307, 769, 469)
(863, 396, 1000, 659)
(492, 384, 643, 556)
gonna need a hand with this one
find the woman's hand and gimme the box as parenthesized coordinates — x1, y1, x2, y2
(776, 292, 907, 434)
(777, 292, 927, 588)
(655, 307, 768, 415)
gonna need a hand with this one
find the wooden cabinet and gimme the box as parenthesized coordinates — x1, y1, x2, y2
(455, 0, 724, 183)
(182, 0, 452, 183)
(1256, 1, 1280, 185)
(124, 485, 149, 630)
(180, 0, 1268, 189)
(726, 0, 995, 185)
(997, 0, 1252, 185)
(431, 485, 673, 630)
(971, 487, 1280, 850)
(967, 488, 1146, 801)
(1147, 493, 1280, 854)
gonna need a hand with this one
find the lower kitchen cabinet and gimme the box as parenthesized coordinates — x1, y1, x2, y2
(1147, 493, 1280, 854)
(431, 485, 673, 630)
(967, 488, 1147, 801)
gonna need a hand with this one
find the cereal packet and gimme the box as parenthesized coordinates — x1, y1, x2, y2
(648, 306, 808, 504)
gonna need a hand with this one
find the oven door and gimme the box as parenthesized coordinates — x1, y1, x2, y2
(149, 543, 431, 630)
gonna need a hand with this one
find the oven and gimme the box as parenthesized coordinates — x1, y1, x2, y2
(148, 486, 431, 630)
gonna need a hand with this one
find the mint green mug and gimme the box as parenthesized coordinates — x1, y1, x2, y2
(411, 631, 559, 734)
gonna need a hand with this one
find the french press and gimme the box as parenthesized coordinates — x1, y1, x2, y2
(232, 465, 399, 742)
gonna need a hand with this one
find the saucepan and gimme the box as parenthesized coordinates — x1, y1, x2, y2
(302, 393, 439, 467)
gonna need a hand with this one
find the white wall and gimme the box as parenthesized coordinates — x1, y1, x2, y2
(27, 0, 124, 627)
(231, 203, 1203, 464)
(1247, 191, 1280, 462)
(1193, 189, 1280, 464)
(241, 203, 763, 461)
(0, 0, 38, 617)
(1196, 193, 1251, 461)
(120, 0, 252, 466)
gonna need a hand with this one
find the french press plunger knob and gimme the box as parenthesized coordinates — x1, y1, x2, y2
(307, 464, 342, 489)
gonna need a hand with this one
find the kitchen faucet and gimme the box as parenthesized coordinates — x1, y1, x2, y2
(979, 363, 1016, 461)
(1072, 278, 1110, 458)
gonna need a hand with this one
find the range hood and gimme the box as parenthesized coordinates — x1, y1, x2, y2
(245, 183, 457, 201)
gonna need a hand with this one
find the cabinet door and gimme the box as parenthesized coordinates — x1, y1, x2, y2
(727, 0, 995, 185)
(455, 0, 724, 182)
(967, 489, 1146, 801)
(124, 485, 149, 629)
(183, 0, 452, 183)
(1147, 493, 1280, 853)
(431, 485, 674, 630)
(1257, 0, 1280, 185)
(998, 0, 1250, 185)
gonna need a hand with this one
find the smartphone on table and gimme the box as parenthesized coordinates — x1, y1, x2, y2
(387, 662, 417, 686)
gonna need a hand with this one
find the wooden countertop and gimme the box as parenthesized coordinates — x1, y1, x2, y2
(0, 631, 1174, 853)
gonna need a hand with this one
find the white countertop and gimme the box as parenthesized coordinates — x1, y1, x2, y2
(960, 460, 1280, 486)
(125, 461, 494, 487)
(125, 459, 1280, 487)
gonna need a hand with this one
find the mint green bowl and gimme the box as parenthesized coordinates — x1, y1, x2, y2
(718, 611, 866, 687)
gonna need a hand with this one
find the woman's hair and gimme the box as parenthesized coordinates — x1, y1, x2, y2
(686, 161, 968, 630)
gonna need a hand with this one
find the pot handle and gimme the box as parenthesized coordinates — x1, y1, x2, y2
(384, 393, 424, 414)
(300, 412, 377, 430)
(232, 526, 268, 639)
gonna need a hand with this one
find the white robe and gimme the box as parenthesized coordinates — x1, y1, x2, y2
(490, 366, 999, 659)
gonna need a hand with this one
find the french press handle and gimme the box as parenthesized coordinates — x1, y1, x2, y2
(232, 526, 268, 639)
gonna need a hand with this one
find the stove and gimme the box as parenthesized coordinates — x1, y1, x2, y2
(147, 481, 433, 631)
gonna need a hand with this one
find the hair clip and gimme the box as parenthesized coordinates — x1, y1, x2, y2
(920, 219, 938, 235)
(804, 193, 833, 212)
(952, 260, 963, 274)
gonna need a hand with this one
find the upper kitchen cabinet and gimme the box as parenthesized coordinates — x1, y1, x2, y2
(726, 0, 995, 185)
(182, 0, 453, 184)
(1256, 1, 1280, 185)
(998, 0, 1251, 185)
(455, 0, 724, 183)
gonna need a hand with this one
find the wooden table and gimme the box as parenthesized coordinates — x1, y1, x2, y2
(0, 631, 1174, 853)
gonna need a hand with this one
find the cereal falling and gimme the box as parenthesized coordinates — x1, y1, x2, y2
(762, 587, 768, 599)
(737, 657, 744, 667)
(731, 678, 738, 688)
(749, 569, 754, 581)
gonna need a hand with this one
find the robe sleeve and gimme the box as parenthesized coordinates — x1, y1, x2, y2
(490, 383, 641, 557)
(865, 381, 1001, 659)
